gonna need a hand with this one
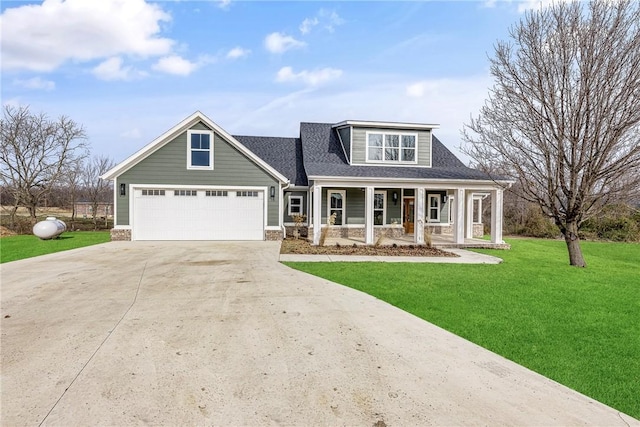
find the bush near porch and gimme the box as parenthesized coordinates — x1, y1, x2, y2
(284, 239, 640, 419)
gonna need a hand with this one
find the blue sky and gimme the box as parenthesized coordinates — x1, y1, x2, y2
(1, 0, 540, 163)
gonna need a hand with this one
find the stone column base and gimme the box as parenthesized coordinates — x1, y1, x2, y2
(110, 228, 132, 241)
(265, 230, 284, 241)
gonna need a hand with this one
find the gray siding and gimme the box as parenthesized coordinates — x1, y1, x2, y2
(351, 127, 431, 166)
(116, 122, 280, 226)
(425, 191, 449, 224)
(337, 127, 351, 163)
(320, 187, 401, 225)
(283, 191, 308, 223)
(386, 188, 402, 224)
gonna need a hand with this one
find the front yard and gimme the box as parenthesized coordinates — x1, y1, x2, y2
(0, 231, 111, 263)
(284, 239, 640, 419)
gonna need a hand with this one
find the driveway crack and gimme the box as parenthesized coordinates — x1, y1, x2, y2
(38, 262, 148, 426)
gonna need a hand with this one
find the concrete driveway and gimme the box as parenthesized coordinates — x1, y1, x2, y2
(1, 241, 636, 426)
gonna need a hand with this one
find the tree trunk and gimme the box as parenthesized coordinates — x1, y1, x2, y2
(564, 220, 586, 267)
(28, 205, 37, 225)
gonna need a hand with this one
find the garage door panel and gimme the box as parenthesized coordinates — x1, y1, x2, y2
(133, 189, 264, 241)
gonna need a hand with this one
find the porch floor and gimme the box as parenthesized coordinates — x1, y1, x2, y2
(323, 234, 510, 250)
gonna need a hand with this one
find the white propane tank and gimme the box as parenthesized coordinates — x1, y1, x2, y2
(33, 217, 67, 240)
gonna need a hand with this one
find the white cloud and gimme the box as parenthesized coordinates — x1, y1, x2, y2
(152, 55, 198, 76)
(406, 81, 444, 98)
(226, 47, 251, 60)
(299, 17, 319, 35)
(13, 77, 56, 91)
(276, 66, 343, 86)
(92, 57, 146, 81)
(0, 0, 173, 72)
(217, 0, 232, 10)
(120, 128, 142, 139)
(299, 9, 344, 35)
(318, 9, 345, 33)
(264, 32, 306, 54)
(518, 0, 574, 13)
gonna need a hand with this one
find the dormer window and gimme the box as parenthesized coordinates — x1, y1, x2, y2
(187, 130, 214, 170)
(366, 132, 417, 163)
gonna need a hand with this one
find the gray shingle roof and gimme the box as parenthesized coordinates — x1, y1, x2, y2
(299, 122, 495, 181)
(233, 135, 308, 186)
(233, 122, 501, 186)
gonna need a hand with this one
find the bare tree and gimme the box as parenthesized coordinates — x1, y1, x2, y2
(0, 105, 88, 225)
(82, 155, 115, 230)
(63, 158, 84, 229)
(462, 0, 640, 267)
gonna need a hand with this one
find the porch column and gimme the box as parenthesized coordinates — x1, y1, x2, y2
(490, 188, 504, 244)
(312, 185, 322, 245)
(364, 186, 375, 245)
(465, 191, 474, 239)
(415, 187, 425, 244)
(454, 188, 465, 244)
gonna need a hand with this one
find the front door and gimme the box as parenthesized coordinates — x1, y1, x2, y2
(403, 198, 415, 234)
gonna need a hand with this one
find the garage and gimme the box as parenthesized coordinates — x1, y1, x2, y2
(132, 187, 265, 241)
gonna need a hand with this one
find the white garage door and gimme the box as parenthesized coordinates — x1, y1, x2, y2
(133, 188, 264, 241)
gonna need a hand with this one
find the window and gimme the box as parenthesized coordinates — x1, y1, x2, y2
(374, 191, 386, 225)
(174, 190, 197, 196)
(448, 196, 455, 223)
(366, 132, 417, 163)
(187, 130, 214, 169)
(473, 197, 482, 223)
(206, 190, 228, 197)
(142, 189, 165, 196)
(327, 190, 345, 226)
(237, 191, 258, 197)
(428, 194, 440, 222)
(288, 196, 303, 216)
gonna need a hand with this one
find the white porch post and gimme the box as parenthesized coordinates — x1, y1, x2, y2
(415, 187, 425, 244)
(454, 188, 465, 244)
(465, 191, 474, 239)
(313, 185, 322, 245)
(364, 186, 375, 245)
(491, 188, 504, 244)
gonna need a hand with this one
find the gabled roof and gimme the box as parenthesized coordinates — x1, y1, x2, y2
(233, 135, 308, 186)
(299, 122, 503, 181)
(101, 111, 289, 184)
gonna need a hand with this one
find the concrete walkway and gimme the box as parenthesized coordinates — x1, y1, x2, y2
(280, 248, 504, 263)
(1, 241, 637, 426)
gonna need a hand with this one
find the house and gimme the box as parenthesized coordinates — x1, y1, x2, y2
(101, 111, 512, 245)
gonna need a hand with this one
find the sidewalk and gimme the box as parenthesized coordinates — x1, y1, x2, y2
(279, 248, 503, 264)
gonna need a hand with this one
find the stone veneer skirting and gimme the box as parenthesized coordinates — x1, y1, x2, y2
(305, 223, 485, 240)
(307, 225, 405, 239)
(265, 230, 284, 241)
(110, 228, 132, 241)
(110, 225, 480, 242)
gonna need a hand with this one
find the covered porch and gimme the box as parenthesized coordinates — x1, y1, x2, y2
(307, 180, 508, 249)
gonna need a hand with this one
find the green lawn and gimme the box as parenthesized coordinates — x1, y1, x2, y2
(0, 231, 111, 263)
(285, 239, 640, 419)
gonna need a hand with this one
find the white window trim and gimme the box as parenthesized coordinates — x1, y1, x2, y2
(473, 197, 483, 224)
(448, 196, 454, 224)
(365, 131, 418, 164)
(288, 195, 303, 216)
(374, 190, 386, 226)
(187, 129, 214, 170)
(327, 189, 346, 226)
(427, 193, 441, 223)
